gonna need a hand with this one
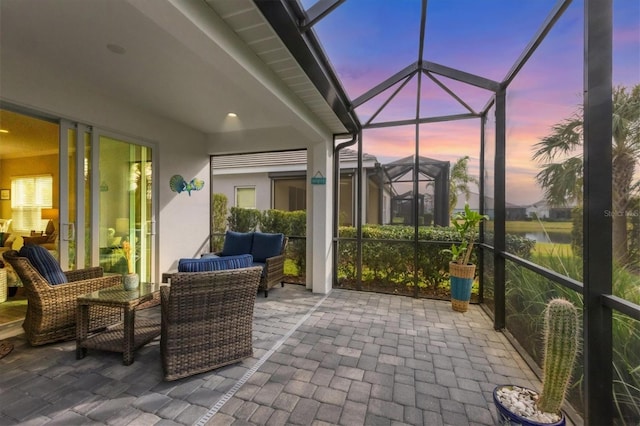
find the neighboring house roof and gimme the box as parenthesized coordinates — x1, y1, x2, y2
(212, 148, 378, 175)
(527, 199, 578, 209)
(453, 193, 525, 211)
(383, 155, 450, 181)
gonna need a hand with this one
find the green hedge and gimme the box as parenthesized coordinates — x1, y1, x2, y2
(337, 225, 534, 293)
(224, 210, 535, 297)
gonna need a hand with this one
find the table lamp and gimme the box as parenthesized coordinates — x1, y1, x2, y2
(41, 208, 59, 235)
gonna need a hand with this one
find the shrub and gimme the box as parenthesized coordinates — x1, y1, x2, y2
(211, 193, 228, 251)
(227, 207, 260, 232)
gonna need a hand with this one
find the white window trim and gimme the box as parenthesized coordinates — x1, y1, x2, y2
(235, 186, 256, 209)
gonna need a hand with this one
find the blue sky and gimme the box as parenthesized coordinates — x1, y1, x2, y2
(302, 0, 639, 205)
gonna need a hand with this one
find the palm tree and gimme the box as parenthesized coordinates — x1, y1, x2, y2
(533, 84, 640, 265)
(449, 156, 479, 217)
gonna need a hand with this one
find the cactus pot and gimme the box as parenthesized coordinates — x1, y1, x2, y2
(493, 385, 565, 426)
(449, 262, 475, 312)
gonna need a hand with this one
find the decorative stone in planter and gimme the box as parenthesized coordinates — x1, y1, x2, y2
(494, 385, 565, 426)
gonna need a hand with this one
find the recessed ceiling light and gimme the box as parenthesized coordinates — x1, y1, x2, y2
(106, 43, 126, 54)
(227, 112, 238, 118)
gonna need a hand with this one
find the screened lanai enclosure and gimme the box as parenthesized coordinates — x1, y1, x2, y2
(254, 0, 640, 425)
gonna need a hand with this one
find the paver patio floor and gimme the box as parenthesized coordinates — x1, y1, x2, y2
(0, 284, 542, 425)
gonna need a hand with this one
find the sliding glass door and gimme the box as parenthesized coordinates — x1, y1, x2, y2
(1, 109, 156, 282)
(97, 135, 154, 282)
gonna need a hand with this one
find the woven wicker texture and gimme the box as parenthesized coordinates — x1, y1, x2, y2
(451, 299, 470, 312)
(214, 237, 288, 297)
(3, 250, 122, 346)
(449, 262, 476, 279)
(0, 268, 6, 303)
(76, 283, 161, 365)
(160, 266, 262, 381)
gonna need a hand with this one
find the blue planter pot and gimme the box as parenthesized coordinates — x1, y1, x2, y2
(493, 385, 565, 426)
(449, 262, 475, 312)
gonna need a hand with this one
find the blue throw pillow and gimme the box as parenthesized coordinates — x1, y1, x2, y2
(221, 231, 253, 256)
(19, 244, 68, 285)
(251, 232, 284, 263)
(178, 254, 253, 272)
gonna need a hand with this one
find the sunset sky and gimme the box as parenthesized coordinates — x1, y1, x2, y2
(304, 0, 639, 206)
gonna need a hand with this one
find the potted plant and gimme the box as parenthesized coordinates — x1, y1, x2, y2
(493, 298, 580, 426)
(443, 203, 488, 312)
(122, 240, 139, 291)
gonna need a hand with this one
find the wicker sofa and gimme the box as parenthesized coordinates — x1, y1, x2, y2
(3, 248, 122, 346)
(160, 267, 262, 381)
(214, 231, 287, 297)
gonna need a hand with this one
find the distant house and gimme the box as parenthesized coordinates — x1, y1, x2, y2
(453, 194, 526, 221)
(527, 199, 575, 220)
(211, 149, 391, 226)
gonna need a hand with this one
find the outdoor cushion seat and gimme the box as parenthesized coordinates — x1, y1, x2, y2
(160, 267, 262, 380)
(215, 231, 288, 297)
(2, 250, 122, 346)
(177, 254, 253, 272)
(19, 244, 67, 285)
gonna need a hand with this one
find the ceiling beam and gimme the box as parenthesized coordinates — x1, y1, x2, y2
(352, 62, 420, 108)
(423, 70, 477, 114)
(423, 61, 500, 92)
(363, 113, 479, 129)
(301, 0, 345, 31)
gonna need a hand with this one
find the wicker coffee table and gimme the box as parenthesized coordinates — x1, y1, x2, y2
(76, 282, 161, 365)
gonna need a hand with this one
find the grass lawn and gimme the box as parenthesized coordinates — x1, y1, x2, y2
(533, 242, 573, 257)
(502, 220, 572, 232)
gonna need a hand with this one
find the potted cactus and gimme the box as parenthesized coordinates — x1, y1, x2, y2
(493, 298, 580, 425)
(443, 204, 488, 312)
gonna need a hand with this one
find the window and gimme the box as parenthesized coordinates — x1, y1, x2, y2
(273, 178, 306, 211)
(235, 186, 256, 209)
(288, 187, 305, 211)
(10, 175, 53, 232)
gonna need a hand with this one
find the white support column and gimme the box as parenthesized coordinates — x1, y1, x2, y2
(306, 141, 333, 294)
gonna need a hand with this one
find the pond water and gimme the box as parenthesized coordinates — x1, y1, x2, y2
(512, 231, 572, 244)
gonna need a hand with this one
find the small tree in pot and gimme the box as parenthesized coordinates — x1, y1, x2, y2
(494, 297, 580, 425)
(443, 204, 488, 312)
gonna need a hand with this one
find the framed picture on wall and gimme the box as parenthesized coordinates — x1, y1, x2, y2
(0, 189, 9, 200)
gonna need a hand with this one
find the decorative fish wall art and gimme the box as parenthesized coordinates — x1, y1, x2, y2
(169, 175, 205, 196)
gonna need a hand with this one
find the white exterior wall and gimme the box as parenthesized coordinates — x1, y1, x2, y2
(1, 48, 209, 279)
(212, 173, 272, 212)
(2, 0, 337, 290)
(306, 141, 333, 294)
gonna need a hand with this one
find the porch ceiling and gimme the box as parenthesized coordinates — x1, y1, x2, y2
(0, 0, 348, 151)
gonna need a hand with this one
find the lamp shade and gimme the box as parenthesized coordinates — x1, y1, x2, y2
(41, 208, 59, 220)
(115, 218, 129, 235)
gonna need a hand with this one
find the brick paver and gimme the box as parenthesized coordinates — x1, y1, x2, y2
(0, 284, 548, 425)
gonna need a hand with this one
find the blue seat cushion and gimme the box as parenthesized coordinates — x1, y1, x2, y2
(178, 254, 253, 272)
(19, 244, 68, 285)
(221, 231, 254, 256)
(251, 232, 284, 263)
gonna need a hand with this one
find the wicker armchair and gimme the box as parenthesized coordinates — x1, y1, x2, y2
(259, 236, 288, 297)
(214, 232, 288, 297)
(2, 250, 122, 346)
(160, 266, 262, 381)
